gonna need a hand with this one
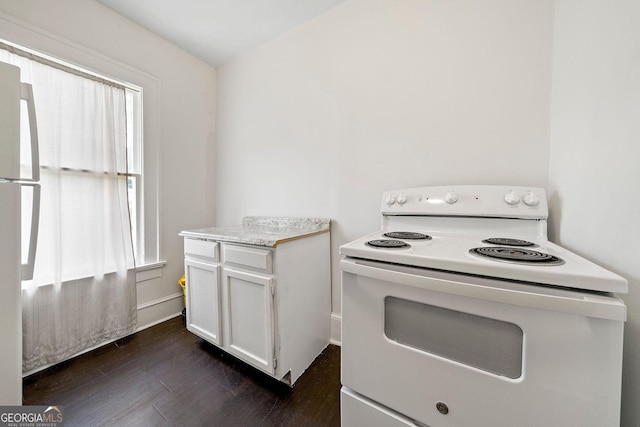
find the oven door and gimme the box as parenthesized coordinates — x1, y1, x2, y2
(341, 257, 625, 427)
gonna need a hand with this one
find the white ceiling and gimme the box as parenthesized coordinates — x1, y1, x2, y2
(96, 0, 345, 67)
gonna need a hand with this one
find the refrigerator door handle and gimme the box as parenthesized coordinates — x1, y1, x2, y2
(21, 182, 40, 281)
(21, 82, 40, 182)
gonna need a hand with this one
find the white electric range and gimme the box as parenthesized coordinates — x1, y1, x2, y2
(340, 185, 627, 427)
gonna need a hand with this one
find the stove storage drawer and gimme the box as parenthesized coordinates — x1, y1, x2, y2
(341, 387, 415, 427)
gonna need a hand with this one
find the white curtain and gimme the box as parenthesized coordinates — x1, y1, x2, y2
(0, 49, 137, 372)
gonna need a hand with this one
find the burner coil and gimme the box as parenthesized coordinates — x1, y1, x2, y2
(482, 238, 535, 247)
(470, 246, 564, 266)
(366, 239, 411, 249)
(383, 232, 432, 240)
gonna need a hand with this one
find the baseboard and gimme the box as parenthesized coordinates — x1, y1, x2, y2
(330, 312, 341, 346)
(136, 291, 182, 310)
(136, 292, 184, 330)
(135, 312, 182, 332)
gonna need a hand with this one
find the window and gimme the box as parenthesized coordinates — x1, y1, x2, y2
(2, 35, 157, 373)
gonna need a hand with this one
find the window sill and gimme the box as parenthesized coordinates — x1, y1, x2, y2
(135, 260, 166, 273)
(23, 263, 167, 289)
(135, 261, 166, 283)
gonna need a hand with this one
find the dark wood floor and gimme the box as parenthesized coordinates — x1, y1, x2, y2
(23, 316, 341, 427)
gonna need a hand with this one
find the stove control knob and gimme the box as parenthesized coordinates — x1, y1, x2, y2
(397, 192, 408, 205)
(386, 194, 397, 206)
(504, 190, 520, 205)
(444, 191, 458, 204)
(523, 191, 539, 206)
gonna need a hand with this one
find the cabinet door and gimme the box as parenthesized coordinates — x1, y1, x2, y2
(222, 267, 275, 375)
(185, 258, 221, 346)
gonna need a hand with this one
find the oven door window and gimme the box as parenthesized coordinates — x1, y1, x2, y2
(384, 297, 523, 379)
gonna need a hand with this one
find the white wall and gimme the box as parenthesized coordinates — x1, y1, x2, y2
(548, 1, 640, 425)
(216, 0, 555, 323)
(0, 0, 217, 328)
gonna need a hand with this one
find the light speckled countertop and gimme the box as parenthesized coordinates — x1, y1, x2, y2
(179, 216, 331, 247)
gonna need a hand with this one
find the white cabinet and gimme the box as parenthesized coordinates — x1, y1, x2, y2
(223, 267, 275, 373)
(184, 239, 221, 346)
(182, 232, 330, 385)
(184, 259, 221, 345)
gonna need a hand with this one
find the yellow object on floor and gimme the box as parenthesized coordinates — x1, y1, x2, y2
(178, 275, 186, 308)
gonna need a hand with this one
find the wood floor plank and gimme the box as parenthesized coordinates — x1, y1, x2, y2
(23, 317, 341, 427)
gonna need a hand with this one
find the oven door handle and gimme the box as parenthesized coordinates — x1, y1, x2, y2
(341, 258, 626, 322)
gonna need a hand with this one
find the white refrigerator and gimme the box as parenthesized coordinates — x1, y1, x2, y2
(0, 61, 40, 405)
